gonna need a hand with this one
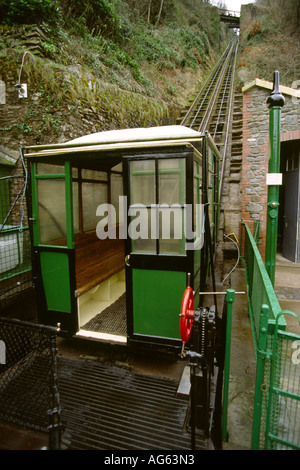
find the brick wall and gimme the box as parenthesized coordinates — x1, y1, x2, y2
(242, 88, 269, 258)
(242, 85, 300, 259)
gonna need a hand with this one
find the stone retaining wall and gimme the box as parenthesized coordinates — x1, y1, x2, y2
(242, 82, 300, 258)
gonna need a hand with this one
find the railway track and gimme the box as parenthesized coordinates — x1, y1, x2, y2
(179, 37, 239, 199)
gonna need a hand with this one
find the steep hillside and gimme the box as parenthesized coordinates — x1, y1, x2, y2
(0, 0, 232, 148)
(237, 0, 300, 88)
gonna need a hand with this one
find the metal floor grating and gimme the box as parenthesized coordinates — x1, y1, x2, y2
(58, 357, 210, 450)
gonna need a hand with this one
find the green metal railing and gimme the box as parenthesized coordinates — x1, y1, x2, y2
(240, 221, 300, 450)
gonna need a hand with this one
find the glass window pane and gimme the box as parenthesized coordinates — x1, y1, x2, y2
(82, 182, 107, 232)
(72, 182, 79, 234)
(131, 237, 156, 254)
(193, 159, 202, 234)
(159, 206, 185, 255)
(129, 207, 156, 254)
(158, 159, 185, 205)
(111, 173, 123, 224)
(194, 161, 198, 176)
(112, 162, 122, 172)
(37, 179, 67, 245)
(82, 169, 107, 181)
(159, 238, 185, 255)
(36, 163, 64, 174)
(130, 160, 155, 205)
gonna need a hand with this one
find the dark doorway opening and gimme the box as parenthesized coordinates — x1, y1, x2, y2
(279, 139, 300, 263)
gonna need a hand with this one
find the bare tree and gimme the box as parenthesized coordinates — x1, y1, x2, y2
(147, 0, 152, 23)
(156, 0, 164, 26)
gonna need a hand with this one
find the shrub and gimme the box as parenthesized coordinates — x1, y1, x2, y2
(0, 0, 60, 25)
(247, 21, 262, 40)
(60, 0, 131, 41)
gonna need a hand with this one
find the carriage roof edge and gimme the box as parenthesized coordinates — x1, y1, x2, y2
(23, 125, 201, 156)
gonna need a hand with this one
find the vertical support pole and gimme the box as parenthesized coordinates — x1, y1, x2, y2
(265, 71, 285, 286)
(190, 361, 197, 451)
(222, 288, 235, 441)
(64, 161, 74, 250)
(30, 162, 39, 246)
(252, 304, 269, 450)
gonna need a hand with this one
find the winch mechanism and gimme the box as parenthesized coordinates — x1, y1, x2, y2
(179, 283, 218, 448)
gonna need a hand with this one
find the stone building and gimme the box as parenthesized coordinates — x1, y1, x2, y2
(241, 78, 300, 263)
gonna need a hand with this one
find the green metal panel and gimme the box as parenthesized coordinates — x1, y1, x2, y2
(40, 251, 72, 312)
(64, 161, 75, 249)
(132, 269, 185, 339)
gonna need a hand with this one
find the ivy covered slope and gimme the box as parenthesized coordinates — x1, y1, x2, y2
(0, 0, 232, 147)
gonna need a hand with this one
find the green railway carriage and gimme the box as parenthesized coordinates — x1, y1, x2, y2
(24, 125, 221, 351)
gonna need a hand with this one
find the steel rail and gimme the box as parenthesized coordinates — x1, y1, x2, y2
(180, 37, 239, 200)
(197, 41, 235, 134)
(180, 40, 235, 129)
(218, 39, 239, 201)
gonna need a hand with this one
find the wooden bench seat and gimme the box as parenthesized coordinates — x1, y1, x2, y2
(75, 232, 125, 297)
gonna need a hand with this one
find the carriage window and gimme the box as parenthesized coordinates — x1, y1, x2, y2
(82, 182, 108, 232)
(130, 160, 155, 205)
(207, 147, 214, 224)
(129, 158, 186, 255)
(158, 159, 185, 255)
(111, 172, 124, 224)
(193, 159, 204, 249)
(82, 169, 107, 181)
(37, 179, 67, 245)
(72, 182, 79, 234)
(129, 160, 156, 253)
(36, 163, 65, 175)
(158, 158, 185, 205)
(72, 168, 109, 235)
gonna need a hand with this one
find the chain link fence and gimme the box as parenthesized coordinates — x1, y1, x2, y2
(0, 317, 61, 449)
(0, 171, 33, 315)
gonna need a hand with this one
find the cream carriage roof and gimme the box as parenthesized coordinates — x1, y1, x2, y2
(23, 125, 204, 159)
(66, 125, 201, 145)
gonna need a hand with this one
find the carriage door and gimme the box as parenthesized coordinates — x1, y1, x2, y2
(124, 155, 190, 345)
(30, 161, 77, 332)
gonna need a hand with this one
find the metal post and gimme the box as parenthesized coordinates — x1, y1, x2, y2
(251, 304, 269, 450)
(265, 70, 285, 286)
(222, 288, 235, 441)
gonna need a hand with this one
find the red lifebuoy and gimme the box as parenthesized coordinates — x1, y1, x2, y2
(180, 287, 194, 344)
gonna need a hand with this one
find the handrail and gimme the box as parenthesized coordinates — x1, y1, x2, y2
(240, 221, 286, 342)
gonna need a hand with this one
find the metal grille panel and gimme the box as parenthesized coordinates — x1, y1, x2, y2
(0, 318, 61, 449)
(59, 357, 208, 450)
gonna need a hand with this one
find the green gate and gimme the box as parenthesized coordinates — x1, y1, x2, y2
(265, 312, 300, 449)
(240, 221, 300, 450)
